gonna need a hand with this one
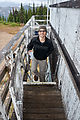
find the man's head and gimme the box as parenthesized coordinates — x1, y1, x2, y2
(38, 26, 47, 38)
(38, 26, 47, 32)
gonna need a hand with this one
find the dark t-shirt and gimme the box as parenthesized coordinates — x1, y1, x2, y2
(27, 36, 54, 60)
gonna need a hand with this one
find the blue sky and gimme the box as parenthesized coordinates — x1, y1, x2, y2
(0, 0, 48, 6)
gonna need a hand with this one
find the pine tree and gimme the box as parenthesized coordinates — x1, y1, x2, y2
(27, 8, 32, 21)
(35, 7, 40, 20)
(25, 10, 28, 23)
(40, 3, 43, 15)
(43, 5, 47, 15)
(0, 16, 1, 21)
(12, 8, 15, 21)
(43, 5, 47, 23)
(33, 3, 35, 15)
(0, 16, 4, 21)
(14, 9, 19, 22)
(7, 3, 48, 24)
(19, 3, 26, 23)
(8, 10, 14, 22)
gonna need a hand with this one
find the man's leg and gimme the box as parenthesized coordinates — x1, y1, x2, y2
(31, 56, 38, 81)
(38, 59, 47, 82)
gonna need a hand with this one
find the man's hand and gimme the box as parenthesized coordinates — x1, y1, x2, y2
(28, 50, 33, 55)
(28, 50, 33, 59)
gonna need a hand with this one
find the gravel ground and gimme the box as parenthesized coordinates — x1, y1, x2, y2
(0, 25, 23, 50)
(0, 24, 23, 69)
(0, 32, 14, 50)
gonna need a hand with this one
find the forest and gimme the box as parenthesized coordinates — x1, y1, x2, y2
(0, 3, 49, 25)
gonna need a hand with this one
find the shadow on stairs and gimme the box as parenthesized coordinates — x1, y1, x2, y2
(23, 84, 67, 120)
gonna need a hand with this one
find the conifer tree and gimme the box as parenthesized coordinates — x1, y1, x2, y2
(33, 3, 35, 15)
(43, 5, 47, 23)
(35, 7, 40, 20)
(25, 9, 28, 23)
(14, 9, 19, 22)
(8, 10, 14, 22)
(27, 8, 32, 21)
(39, 3, 43, 15)
(19, 3, 26, 23)
(0, 16, 1, 21)
(12, 8, 15, 20)
(7, 3, 48, 24)
(2, 16, 5, 21)
(43, 5, 47, 15)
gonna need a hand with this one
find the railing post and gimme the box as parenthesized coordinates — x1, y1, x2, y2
(15, 50, 23, 120)
(0, 97, 9, 120)
(32, 15, 35, 26)
(24, 29, 29, 64)
(30, 16, 35, 37)
(47, 0, 49, 26)
(31, 17, 33, 38)
(9, 48, 23, 120)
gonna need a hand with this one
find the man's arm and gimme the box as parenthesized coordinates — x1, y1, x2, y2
(27, 39, 34, 51)
(47, 40, 54, 57)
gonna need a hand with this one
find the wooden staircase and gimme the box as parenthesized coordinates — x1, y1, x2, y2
(23, 84, 67, 120)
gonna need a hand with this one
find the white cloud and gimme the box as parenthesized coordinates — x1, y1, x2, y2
(0, 0, 47, 5)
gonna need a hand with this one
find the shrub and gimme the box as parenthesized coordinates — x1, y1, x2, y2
(9, 22, 20, 27)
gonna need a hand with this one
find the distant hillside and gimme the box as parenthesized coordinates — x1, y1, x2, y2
(24, 5, 32, 11)
(0, 7, 19, 19)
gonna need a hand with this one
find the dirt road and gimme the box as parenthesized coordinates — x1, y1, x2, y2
(0, 32, 14, 50)
(0, 24, 23, 70)
(0, 24, 23, 50)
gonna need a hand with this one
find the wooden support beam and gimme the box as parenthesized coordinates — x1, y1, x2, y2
(0, 65, 7, 82)
(1, 80, 10, 104)
(49, 0, 80, 8)
(5, 95, 12, 115)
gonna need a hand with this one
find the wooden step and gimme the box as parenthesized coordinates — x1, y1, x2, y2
(23, 84, 66, 120)
(23, 113, 66, 120)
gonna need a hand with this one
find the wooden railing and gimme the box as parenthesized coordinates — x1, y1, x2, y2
(0, 15, 50, 120)
(0, 65, 11, 120)
(0, 16, 35, 120)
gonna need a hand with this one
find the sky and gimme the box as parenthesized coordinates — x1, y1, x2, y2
(0, 0, 48, 6)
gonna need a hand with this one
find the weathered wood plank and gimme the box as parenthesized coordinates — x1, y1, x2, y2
(49, 0, 80, 8)
(23, 85, 66, 120)
(10, 110, 17, 120)
(24, 96, 62, 102)
(23, 108, 64, 114)
(1, 79, 10, 104)
(5, 95, 12, 115)
(0, 65, 7, 82)
(24, 113, 66, 120)
(24, 103, 63, 108)
(24, 84, 58, 91)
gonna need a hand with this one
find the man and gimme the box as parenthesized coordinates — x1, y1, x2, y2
(27, 26, 54, 82)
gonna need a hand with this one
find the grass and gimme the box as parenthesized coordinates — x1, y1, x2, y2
(0, 21, 24, 35)
(0, 21, 22, 27)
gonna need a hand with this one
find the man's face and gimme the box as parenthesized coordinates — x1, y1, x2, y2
(38, 29, 46, 38)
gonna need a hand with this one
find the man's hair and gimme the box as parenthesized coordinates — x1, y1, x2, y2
(38, 25, 47, 32)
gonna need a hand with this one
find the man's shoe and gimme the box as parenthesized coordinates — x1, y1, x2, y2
(34, 75, 38, 81)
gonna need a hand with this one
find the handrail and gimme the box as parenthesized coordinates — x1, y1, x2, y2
(0, 16, 35, 120)
(49, 22, 80, 93)
(0, 15, 51, 120)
